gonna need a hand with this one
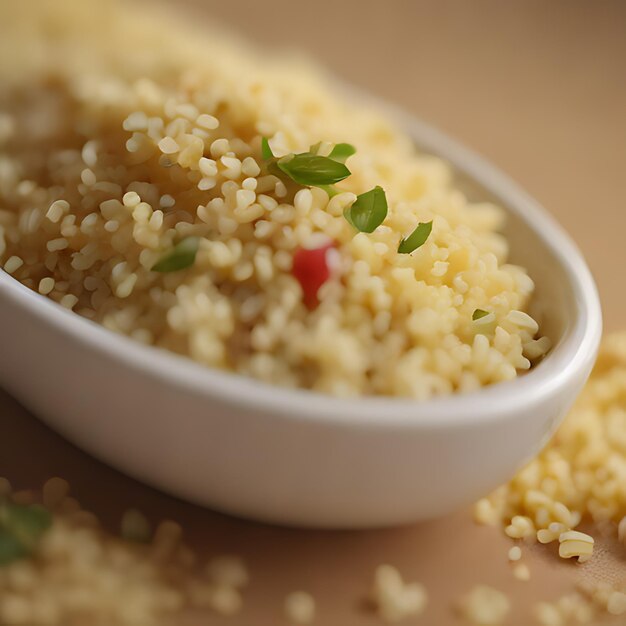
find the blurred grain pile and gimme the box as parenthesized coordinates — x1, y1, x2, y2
(475, 333, 626, 624)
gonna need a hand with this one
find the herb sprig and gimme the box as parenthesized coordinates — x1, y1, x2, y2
(472, 309, 490, 321)
(262, 138, 433, 252)
(262, 139, 352, 188)
(343, 186, 387, 233)
(398, 221, 433, 254)
(327, 143, 356, 164)
(152, 237, 199, 273)
(277, 153, 350, 186)
(262, 139, 398, 238)
(0, 501, 52, 565)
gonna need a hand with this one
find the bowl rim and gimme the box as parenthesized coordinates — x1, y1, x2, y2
(0, 99, 602, 430)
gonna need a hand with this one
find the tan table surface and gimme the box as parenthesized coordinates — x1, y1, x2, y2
(1, 1, 625, 624)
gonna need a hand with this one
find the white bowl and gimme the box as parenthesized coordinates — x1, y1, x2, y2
(0, 102, 601, 529)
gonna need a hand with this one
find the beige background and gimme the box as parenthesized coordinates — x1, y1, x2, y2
(1, 1, 625, 624)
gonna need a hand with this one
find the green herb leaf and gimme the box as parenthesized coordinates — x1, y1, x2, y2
(344, 186, 388, 233)
(277, 153, 351, 186)
(398, 221, 433, 254)
(1, 503, 52, 549)
(328, 143, 356, 164)
(319, 184, 340, 198)
(472, 308, 490, 321)
(0, 502, 52, 564)
(152, 237, 199, 273)
(0, 529, 27, 565)
(261, 137, 274, 160)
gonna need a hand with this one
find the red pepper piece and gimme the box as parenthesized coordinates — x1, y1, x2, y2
(292, 242, 335, 309)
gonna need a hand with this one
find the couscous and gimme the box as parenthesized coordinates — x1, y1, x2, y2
(475, 332, 626, 624)
(0, 0, 549, 398)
